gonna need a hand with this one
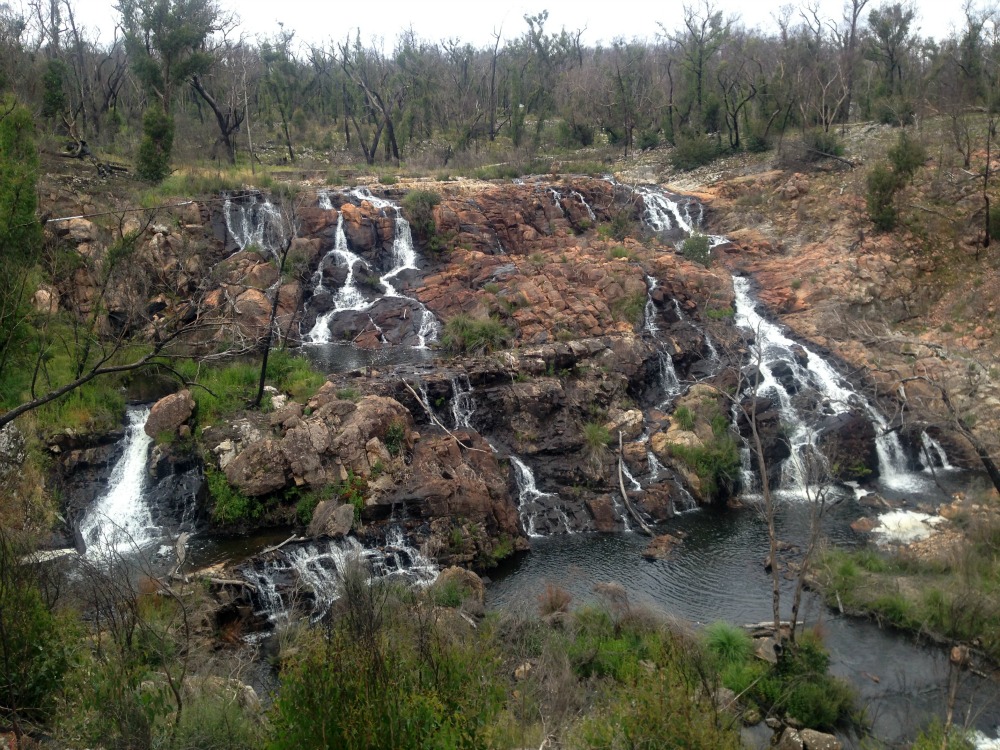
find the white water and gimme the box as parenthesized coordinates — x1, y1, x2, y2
(79, 407, 157, 556)
(510, 456, 571, 536)
(547, 188, 565, 216)
(449, 375, 476, 430)
(732, 275, 924, 497)
(244, 526, 438, 623)
(920, 431, 955, 472)
(305, 190, 440, 348)
(872, 510, 944, 544)
(643, 276, 683, 403)
(223, 194, 285, 259)
(639, 185, 696, 235)
(570, 190, 596, 221)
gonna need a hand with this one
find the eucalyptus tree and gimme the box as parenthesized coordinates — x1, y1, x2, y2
(117, 0, 225, 178)
(260, 28, 303, 162)
(866, 2, 916, 98)
(339, 33, 407, 165)
(665, 1, 733, 133)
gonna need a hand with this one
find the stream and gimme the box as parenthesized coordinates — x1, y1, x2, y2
(71, 180, 1000, 747)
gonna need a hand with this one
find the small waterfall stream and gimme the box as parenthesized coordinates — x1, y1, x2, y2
(79, 407, 156, 556)
(241, 527, 438, 623)
(223, 192, 286, 259)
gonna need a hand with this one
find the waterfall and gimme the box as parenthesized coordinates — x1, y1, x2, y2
(643, 276, 683, 403)
(920, 431, 954, 472)
(223, 193, 286, 259)
(638, 185, 696, 234)
(304, 189, 441, 349)
(510, 456, 571, 536)
(570, 190, 596, 221)
(79, 407, 156, 556)
(547, 188, 565, 215)
(449, 375, 476, 430)
(241, 526, 438, 623)
(732, 275, 923, 495)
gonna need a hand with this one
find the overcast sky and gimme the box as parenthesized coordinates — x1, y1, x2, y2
(68, 0, 969, 48)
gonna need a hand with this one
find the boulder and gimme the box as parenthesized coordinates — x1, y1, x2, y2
(800, 729, 842, 750)
(775, 727, 804, 750)
(223, 439, 289, 496)
(308, 501, 354, 539)
(33, 285, 59, 314)
(816, 411, 879, 481)
(432, 566, 485, 606)
(144, 390, 195, 439)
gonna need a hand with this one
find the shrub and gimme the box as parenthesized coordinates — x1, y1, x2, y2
(136, 105, 174, 182)
(704, 621, 752, 666)
(802, 129, 844, 161)
(638, 129, 660, 150)
(681, 232, 712, 267)
(557, 120, 595, 148)
(583, 421, 611, 453)
(674, 405, 696, 431)
(384, 421, 405, 457)
(866, 162, 900, 232)
(538, 584, 573, 615)
(611, 291, 647, 327)
(668, 433, 741, 500)
(401, 190, 443, 249)
(207, 466, 261, 524)
(888, 130, 927, 180)
(670, 135, 721, 171)
(441, 314, 513, 354)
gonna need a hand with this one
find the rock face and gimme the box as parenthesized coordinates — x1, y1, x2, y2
(815, 411, 880, 480)
(220, 387, 414, 497)
(144, 390, 196, 439)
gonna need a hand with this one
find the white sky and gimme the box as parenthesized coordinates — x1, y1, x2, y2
(68, 0, 969, 48)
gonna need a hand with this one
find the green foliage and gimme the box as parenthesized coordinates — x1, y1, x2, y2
(0, 97, 42, 391)
(704, 621, 752, 667)
(637, 129, 660, 151)
(0, 532, 75, 727)
(608, 245, 633, 260)
(582, 421, 611, 452)
(168, 685, 266, 749)
(674, 405, 696, 431)
(866, 161, 900, 231)
(668, 431, 741, 500)
(41, 58, 68, 120)
(802, 129, 844, 161)
(611, 291, 647, 327)
(441, 314, 513, 354)
(401, 189, 443, 249)
(911, 720, 976, 750)
(681, 232, 712, 267)
(557, 120, 595, 148)
(705, 305, 734, 319)
(989, 204, 1000, 241)
(384, 421, 405, 457)
(136, 104, 174, 182)
(207, 465, 261, 524)
(670, 135, 722, 171)
(269, 601, 506, 750)
(887, 130, 927, 179)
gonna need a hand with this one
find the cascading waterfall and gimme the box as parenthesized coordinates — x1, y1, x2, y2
(242, 526, 438, 623)
(79, 407, 156, 556)
(732, 275, 923, 495)
(547, 187, 565, 215)
(304, 189, 440, 348)
(223, 193, 285, 259)
(510, 456, 571, 536)
(638, 185, 696, 234)
(643, 275, 683, 402)
(449, 375, 476, 430)
(570, 190, 596, 221)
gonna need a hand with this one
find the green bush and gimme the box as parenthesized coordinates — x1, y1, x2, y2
(674, 405, 696, 431)
(888, 130, 927, 180)
(207, 466, 261, 524)
(704, 621, 752, 666)
(638, 129, 660, 150)
(136, 105, 174, 182)
(681, 233, 712, 267)
(802, 129, 844, 161)
(557, 120, 595, 148)
(384, 421, 405, 457)
(670, 135, 721, 171)
(441, 314, 513, 354)
(668, 432, 741, 500)
(866, 162, 900, 232)
(583, 421, 612, 453)
(611, 291, 647, 327)
(401, 190, 441, 248)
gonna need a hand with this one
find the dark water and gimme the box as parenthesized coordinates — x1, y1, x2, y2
(486, 492, 1000, 748)
(300, 341, 438, 374)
